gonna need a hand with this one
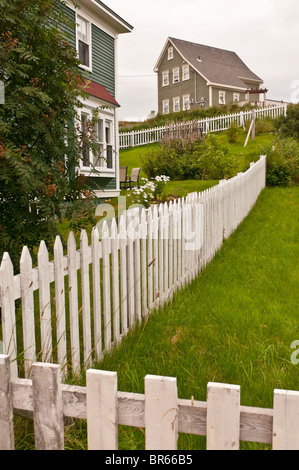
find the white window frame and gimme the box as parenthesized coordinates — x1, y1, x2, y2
(233, 93, 240, 103)
(168, 46, 173, 60)
(162, 99, 169, 115)
(173, 67, 180, 84)
(76, 14, 92, 72)
(219, 91, 226, 105)
(182, 64, 190, 81)
(173, 97, 180, 112)
(162, 70, 169, 87)
(183, 94, 190, 110)
(79, 108, 115, 173)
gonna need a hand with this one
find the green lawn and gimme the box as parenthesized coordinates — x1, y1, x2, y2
(93, 186, 299, 450)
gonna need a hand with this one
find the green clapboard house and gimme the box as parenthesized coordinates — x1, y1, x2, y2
(61, 0, 133, 198)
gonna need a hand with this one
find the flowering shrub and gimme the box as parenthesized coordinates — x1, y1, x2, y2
(127, 175, 170, 208)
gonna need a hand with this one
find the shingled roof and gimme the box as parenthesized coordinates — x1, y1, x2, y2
(155, 37, 263, 90)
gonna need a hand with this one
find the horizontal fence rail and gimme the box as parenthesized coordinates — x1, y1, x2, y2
(1, 355, 298, 450)
(0, 156, 266, 379)
(119, 104, 286, 149)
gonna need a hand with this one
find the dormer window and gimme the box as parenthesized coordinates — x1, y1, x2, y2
(77, 16, 91, 69)
(168, 46, 173, 60)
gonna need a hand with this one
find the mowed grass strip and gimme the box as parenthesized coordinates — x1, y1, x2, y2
(95, 187, 299, 448)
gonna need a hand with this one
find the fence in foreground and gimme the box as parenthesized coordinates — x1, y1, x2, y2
(119, 104, 286, 149)
(0, 354, 298, 450)
(0, 157, 266, 379)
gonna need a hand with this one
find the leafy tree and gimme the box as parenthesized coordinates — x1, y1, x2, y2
(0, 0, 96, 267)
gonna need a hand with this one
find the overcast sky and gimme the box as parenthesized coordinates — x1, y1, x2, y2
(106, 0, 299, 121)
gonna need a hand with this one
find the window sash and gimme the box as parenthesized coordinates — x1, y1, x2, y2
(173, 68, 180, 83)
(77, 16, 90, 68)
(173, 97, 180, 112)
(162, 100, 169, 114)
(162, 71, 169, 86)
(182, 65, 189, 81)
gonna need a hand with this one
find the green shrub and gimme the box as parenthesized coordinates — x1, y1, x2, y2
(226, 121, 241, 143)
(266, 137, 299, 186)
(141, 134, 241, 181)
(276, 104, 299, 140)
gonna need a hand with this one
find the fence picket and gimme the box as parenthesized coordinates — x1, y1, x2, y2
(32, 362, 64, 450)
(273, 389, 299, 450)
(0, 355, 14, 449)
(80, 230, 92, 368)
(0, 254, 18, 379)
(145, 375, 178, 450)
(67, 232, 80, 372)
(91, 227, 102, 361)
(147, 208, 153, 310)
(102, 222, 112, 351)
(38, 241, 52, 364)
(111, 218, 120, 343)
(86, 369, 118, 450)
(119, 215, 128, 336)
(20, 246, 36, 378)
(141, 209, 148, 318)
(206, 382, 240, 450)
(53, 236, 67, 369)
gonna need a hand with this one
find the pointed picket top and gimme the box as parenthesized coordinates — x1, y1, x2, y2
(92, 225, 100, 243)
(140, 208, 148, 240)
(0, 251, 14, 276)
(80, 228, 89, 246)
(102, 220, 109, 240)
(118, 214, 126, 240)
(20, 245, 32, 270)
(38, 240, 49, 265)
(54, 234, 63, 252)
(110, 217, 118, 242)
(67, 230, 76, 251)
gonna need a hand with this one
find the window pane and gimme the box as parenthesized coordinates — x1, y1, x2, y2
(81, 114, 90, 167)
(79, 40, 89, 67)
(106, 145, 113, 169)
(78, 17, 88, 42)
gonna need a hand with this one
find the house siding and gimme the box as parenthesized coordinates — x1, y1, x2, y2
(62, 4, 116, 97)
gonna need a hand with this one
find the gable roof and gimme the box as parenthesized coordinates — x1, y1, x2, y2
(154, 37, 263, 90)
(82, 80, 120, 107)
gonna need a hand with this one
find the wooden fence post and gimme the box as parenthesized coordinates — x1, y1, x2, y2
(206, 382, 240, 450)
(32, 362, 64, 450)
(0, 355, 14, 450)
(86, 369, 118, 450)
(273, 389, 299, 450)
(145, 375, 178, 450)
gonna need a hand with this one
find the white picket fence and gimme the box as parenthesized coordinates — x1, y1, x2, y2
(1, 354, 298, 450)
(119, 104, 286, 149)
(0, 156, 266, 379)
